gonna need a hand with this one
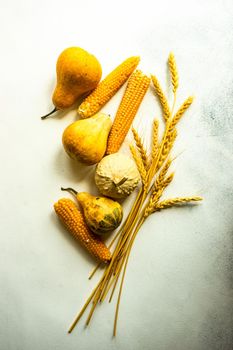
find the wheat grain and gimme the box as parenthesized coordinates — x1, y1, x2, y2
(151, 75, 171, 122)
(168, 52, 179, 94)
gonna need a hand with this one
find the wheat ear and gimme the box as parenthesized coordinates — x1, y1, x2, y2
(170, 96, 193, 130)
(168, 52, 179, 94)
(157, 128, 177, 170)
(151, 119, 159, 161)
(144, 172, 175, 218)
(151, 75, 171, 122)
(132, 128, 149, 170)
(155, 196, 202, 210)
(152, 158, 172, 192)
(152, 173, 175, 205)
(130, 145, 147, 186)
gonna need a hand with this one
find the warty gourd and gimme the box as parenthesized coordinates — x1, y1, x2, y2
(95, 153, 140, 199)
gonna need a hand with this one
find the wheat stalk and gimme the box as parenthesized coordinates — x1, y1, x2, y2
(168, 52, 179, 94)
(151, 75, 171, 122)
(132, 128, 149, 170)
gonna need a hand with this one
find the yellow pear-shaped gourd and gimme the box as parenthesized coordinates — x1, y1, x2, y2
(41, 47, 102, 119)
(61, 187, 123, 235)
(62, 113, 112, 165)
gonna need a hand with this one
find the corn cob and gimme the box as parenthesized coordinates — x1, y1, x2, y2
(77, 56, 140, 118)
(106, 70, 150, 155)
(54, 198, 111, 263)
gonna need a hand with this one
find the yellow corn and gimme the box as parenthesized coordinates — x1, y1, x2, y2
(106, 70, 150, 155)
(77, 56, 140, 118)
(54, 198, 111, 263)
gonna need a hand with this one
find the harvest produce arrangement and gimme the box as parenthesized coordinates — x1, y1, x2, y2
(42, 47, 202, 336)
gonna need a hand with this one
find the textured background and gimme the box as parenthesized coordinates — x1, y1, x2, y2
(0, 0, 233, 349)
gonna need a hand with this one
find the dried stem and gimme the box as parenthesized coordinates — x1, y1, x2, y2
(41, 107, 58, 119)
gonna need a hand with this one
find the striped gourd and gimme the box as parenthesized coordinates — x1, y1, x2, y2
(60, 188, 123, 235)
(77, 56, 140, 118)
(106, 70, 150, 155)
(54, 198, 111, 262)
(75, 192, 123, 235)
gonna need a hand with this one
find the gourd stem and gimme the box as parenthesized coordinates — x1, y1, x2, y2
(41, 107, 58, 120)
(114, 177, 127, 187)
(61, 187, 78, 197)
